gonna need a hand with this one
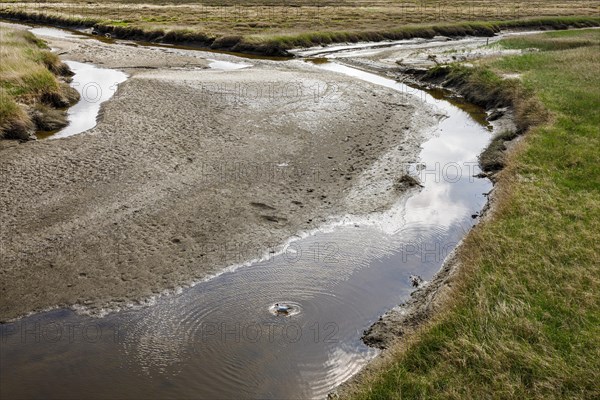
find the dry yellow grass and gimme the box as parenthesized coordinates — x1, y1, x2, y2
(0, 26, 78, 139)
(1, 1, 599, 55)
(2, 1, 598, 35)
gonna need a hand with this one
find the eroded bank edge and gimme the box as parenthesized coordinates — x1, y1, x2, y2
(329, 56, 544, 399)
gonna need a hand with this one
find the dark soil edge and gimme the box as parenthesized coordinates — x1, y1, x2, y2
(358, 67, 524, 351)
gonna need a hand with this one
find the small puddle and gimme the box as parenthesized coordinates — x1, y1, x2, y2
(30, 25, 115, 44)
(28, 26, 128, 140)
(1, 24, 494, 399)
(208, 59, 252, 70)
(30, 27, 84, 40)
(36, 61, 127, 139)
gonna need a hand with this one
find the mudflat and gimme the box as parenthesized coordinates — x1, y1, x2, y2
(0, 24, 437, 321)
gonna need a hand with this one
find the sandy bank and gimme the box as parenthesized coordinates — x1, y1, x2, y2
(0, 28, 438, 321)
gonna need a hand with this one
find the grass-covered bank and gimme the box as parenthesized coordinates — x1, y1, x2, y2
(349, 29, 600, 399)
(416, 63, 549, 174)
(0, 3, 599, 55)
(0, 26, 79, 139)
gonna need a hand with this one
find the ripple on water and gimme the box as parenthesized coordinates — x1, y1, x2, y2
(115, 225, 392, 397)
(269, 301, 303, 317)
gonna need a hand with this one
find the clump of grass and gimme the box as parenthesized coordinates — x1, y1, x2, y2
(0, 27, 79, 139)
(161, 29, 214, 45)
(0, 87, 34, 138)
(425, 64, 515, 108)
(210, 34, 242, 49)
(349, 29, 600, 400)
(0, 9, 98, 29)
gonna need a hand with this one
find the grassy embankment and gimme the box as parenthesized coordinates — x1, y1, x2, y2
(0, 26, 79, 139)
(0, 1, 599, 54)
(350, 28, 600, 399)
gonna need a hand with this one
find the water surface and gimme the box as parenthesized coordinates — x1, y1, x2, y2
(37, 61, 128, 139)
(208, 59, 252, 70)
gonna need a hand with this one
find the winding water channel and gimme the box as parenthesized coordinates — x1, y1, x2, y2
(1, 24, 493, 399)
(29, 27, 128, 139)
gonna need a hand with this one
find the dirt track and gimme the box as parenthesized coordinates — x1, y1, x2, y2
(0, 23, 438, 321)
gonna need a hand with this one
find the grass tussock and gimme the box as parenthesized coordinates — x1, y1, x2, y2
(350, 29, 600, 400)
(0, 26, 79, 139)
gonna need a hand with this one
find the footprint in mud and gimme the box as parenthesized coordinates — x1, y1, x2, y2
(261, 215, 288, 223)
(250, 202, 287, 223)
(250, 202, 276, 211)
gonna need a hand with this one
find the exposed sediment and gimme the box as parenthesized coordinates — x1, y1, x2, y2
(0, 24, 439, 321)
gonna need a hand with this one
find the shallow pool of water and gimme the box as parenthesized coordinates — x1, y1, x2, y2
(37, 61, 128, 139)
(208, 59, 252, 70)
(30, 27, 83, 40)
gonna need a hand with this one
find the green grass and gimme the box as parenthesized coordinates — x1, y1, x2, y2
(350, 29, 600, 400)
(498, 29, 600, 51)
(0, 26, 78, 139)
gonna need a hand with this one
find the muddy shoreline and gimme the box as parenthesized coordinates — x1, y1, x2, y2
(0, 22, 440, 322)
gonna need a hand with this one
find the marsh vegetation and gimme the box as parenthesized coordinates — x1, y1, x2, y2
(0, 26, 78, 139)
(1, 1, 598, 54)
